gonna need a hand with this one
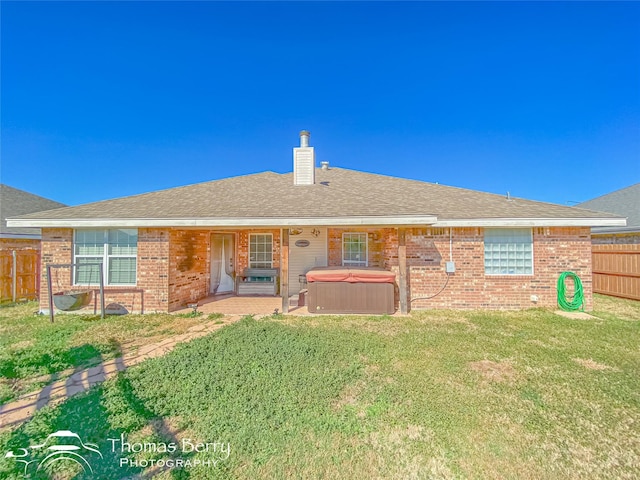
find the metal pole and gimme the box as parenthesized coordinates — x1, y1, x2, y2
(46, 264, 54, 323)
(11, 250, 17, 303)
(99, 263, 105, 319)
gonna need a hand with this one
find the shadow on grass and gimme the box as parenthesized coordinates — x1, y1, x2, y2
(0, 336, 127, 404)
(110, 374, 197, 479)
(1, 384, 140, 479)
(1, 354, 197, 479)
(0, 344, 106, 380)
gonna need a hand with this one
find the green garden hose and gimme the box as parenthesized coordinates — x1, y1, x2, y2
(557, 271, 584, 311)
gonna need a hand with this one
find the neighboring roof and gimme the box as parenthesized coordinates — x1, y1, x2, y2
(7, 168, 625, 228)
(1, 184, 67, 238)
(577, 183, 640, 234)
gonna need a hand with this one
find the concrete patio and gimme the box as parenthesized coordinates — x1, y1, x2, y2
(173, 294, 311, 316)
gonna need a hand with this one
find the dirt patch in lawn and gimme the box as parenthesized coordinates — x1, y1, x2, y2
(8, 340, 34, 350)
(573, 358, 620, 371)
(469, 359, 517, 383)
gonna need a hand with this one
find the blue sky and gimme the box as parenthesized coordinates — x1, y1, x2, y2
(1, 1, 639, 207)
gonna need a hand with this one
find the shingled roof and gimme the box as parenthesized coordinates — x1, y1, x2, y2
(577, 183, 639, 234)
(1, 184, 66, 238)
(7, 168, 624, 228)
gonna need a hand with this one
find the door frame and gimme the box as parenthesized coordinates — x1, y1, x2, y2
(210, 232, 237, 294)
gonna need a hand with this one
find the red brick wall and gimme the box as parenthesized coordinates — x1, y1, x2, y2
(39, 226, 593, 313)
(328, 226, 593, 310)
(39, 229, 73, 310)
(39, 228, 281, 314)
(136, 228, 170, 312)
(327, 228, 395, 267)
(168, 229, 210, 311)
(39, 228, 171, 314)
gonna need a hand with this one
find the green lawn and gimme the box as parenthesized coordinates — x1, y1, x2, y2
(1, 295, 639, 479)
(0, 302, 220, 404)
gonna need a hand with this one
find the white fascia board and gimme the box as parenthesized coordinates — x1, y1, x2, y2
(7, 215, 439, 228)
(10, 216, 624, 229)
(432, 218, 628, 227)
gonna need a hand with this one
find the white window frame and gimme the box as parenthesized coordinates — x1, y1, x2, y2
(484, 228, 533, 276)
(342, 232, 368, 267)
(74, 229, 138, 286)
(249, 233, 273, 269)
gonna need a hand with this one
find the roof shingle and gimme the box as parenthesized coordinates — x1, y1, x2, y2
(8, 168, 624, 227)
(1, 184, 67, 237)
(577, 183, 639, 233)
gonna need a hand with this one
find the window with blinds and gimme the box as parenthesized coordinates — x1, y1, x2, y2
(342, 232, 368, 267)
(249, 234, 273, 269)
(74, 229, 138, 285)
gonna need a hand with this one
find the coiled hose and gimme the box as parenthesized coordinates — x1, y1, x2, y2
(557, 271, 584, 311)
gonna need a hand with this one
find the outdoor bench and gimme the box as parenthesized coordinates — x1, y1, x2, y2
(237, 268, 279, 295)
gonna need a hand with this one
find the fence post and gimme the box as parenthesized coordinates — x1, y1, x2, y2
(11, 250, 17, 303)
(47, 264, 54, 322)
(99, 262, 105, 319)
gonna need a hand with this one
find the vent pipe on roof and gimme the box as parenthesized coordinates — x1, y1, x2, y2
(321, 161, 329, 170)
(300, 130, 310, 148)
(293, 130, 315, 186)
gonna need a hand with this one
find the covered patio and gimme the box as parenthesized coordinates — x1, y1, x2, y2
(178, 225, 409, 315)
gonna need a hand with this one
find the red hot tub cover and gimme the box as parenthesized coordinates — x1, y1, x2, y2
(306, 267, 396, 284)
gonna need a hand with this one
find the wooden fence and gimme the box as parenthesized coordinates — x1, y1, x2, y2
(0, 249, 40, 303)
(592, 244, 640, 301)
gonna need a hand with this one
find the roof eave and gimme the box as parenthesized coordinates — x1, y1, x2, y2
(432, 217, 627, 227)
(8, 216, 625, 229)
(6, 215, 439, 228)
(591, 225, 639, 235)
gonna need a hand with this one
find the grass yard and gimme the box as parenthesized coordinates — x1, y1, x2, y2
(0, 302, 221, 404)
(1, 295, 639, 479)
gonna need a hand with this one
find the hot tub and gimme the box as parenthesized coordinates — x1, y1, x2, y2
(306, 267, 396, 314)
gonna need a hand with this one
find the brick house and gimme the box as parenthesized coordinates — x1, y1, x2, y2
(7, 132, 625, 313)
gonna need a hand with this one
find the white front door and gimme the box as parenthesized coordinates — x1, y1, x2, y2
(211, 234, 235, 294)
(288, 228, 328, 293)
